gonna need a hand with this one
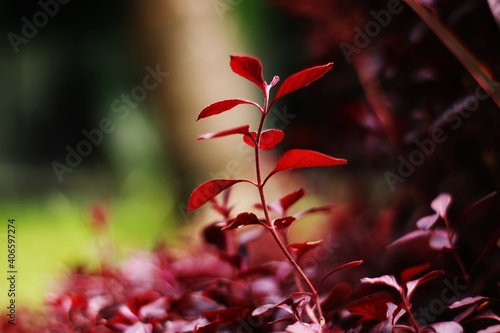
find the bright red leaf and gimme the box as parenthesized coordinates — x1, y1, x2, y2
(243, 129, 284, 150)
(400, 263, 430, 283)
(197, 99, 262, 120)
(229, 55, 265, 92)
(197, 125, 250, 140)
(221, 212, 263, 231)
(188, 179, 249, 212)
(265, 149, 347, 184)
(271, 62, 333, 105)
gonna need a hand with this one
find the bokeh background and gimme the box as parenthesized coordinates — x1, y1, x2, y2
(1, 0, 499, 309)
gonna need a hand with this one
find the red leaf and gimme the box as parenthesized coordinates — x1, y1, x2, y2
(294, 205, 332, 219)
(197, 99, 261, 120)
(400, 263, 430, 283)
(272, 62, 333, 104)
(279, 188, 306, 214)
(288, 240, 322, 260)
(221, 212, 263, 231)
(188, 179, 248, 212)
(273, 216, 296, 229)
(318, 260, 364, 291)
(197, 125, 250, 140)
(229, 55, 265, 92)
(360, 275, 403, 294)
(348, 303, 388, 323)
(405, 270, 444, 299)
(243, 129, 284, 150)
(265, 149, 347, 183)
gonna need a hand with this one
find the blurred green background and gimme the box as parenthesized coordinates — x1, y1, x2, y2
(0, 0, 293, 307)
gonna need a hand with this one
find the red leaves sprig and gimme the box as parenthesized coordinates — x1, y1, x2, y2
(189, 55, 347, 326)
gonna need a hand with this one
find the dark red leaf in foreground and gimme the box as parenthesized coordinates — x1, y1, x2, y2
(272, 62, 333, 104)
(221, 212, 262, 231)
(188, 179, 247, 212)
(229, 55, 265, 92)
(197, 99, 261, 120)
(243, 129, 284, 150)
(197, 125, 250, 140)
(265, 149, 347, 183)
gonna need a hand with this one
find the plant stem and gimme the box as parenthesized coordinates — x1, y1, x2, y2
(402, 293, 420, 333)
(253, 108, 324, 325)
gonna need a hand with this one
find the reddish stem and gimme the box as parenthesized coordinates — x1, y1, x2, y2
(253, 98, 324, 325)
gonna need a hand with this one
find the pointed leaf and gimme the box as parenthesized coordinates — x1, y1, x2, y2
(188, 179, 248, 212)
(360, 275, 403, 294)
(221, 212, 263, 231)
(197, 99, 262, 120)
(272, 63, 333, 104)
(265, 149, 347, 183)
(288, 240, 322, 260)
(431, 193, 452, 219)
(273, 216, 296, 229)
(280, 188, 306, 214)
(387, 230, 431, 248)
(243, 129, 284, 150)
(318, 260, 363, 291)
(406, 270, 444, 299)
(294, 205, 332, 219)
(198, 125, 250, 140)
(400, 263, 430, 283)
(448, 296, 489, 309)
(229, 55, 265, 92)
